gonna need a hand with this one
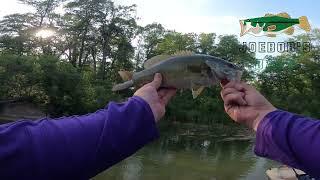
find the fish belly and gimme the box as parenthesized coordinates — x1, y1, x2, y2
(161, 70, 214, 89)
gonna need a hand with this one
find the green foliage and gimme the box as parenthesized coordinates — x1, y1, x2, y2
(166, 87, 230, 125)
(1, 0, 319, 124)
(258, 30, 320, 118)
(156, 32, 197, 54)
(0, 54, 122, 117)
(0, 54, 44, 100)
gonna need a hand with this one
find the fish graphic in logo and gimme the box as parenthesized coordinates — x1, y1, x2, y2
(239, 12, 311, 37)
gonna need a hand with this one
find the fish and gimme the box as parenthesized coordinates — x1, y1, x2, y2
(239, 12, 311, 37)
(112, 51, 243, 99)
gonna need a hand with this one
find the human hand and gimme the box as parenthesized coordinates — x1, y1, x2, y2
(134, 73, 177, 122)
(220, 81, 276, 131)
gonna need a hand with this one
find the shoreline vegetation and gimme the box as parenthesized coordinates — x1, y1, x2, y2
(0, 0, 319, 125)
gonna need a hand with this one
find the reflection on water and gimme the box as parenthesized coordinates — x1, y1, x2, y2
(94, 123, 278, 180)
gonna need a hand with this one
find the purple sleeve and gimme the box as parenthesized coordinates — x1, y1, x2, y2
(254, 110, 320, 178)
(0, 96, 159, 179)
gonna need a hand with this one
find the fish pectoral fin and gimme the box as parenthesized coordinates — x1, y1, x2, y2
(284, 27, 294, 35)
(267, 25, 277, 31)
(191, 86, 205, 99)
(239, 20, 246, 37)
(118, 70, 133, 81)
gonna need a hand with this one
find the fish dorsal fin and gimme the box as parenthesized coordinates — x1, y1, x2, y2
(143, 55, 171, 69)
(277, 12, 291, 18)
(265, 13, 274, 17)
(143, 51, 195, 69)
(173, 50, 195, 57)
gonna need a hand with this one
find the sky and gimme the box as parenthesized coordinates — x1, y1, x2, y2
(0, 0, 319, 59)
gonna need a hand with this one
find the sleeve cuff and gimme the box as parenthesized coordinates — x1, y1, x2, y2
(254, 109, 281, 157)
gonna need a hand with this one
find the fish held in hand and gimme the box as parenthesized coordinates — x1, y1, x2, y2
(112, 51, 243, 99)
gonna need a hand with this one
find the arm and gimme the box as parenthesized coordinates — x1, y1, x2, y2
(0, 96, 158, 179)
(255, 110, 320, 178)
(0, 73, 176, 179)
(220, 81, 320, 178)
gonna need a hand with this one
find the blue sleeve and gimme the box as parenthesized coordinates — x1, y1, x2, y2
(254, 110, 320, 178)
(0, 96, 159, 180)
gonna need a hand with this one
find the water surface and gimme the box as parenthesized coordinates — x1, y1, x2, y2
(94, 123, 278, 180)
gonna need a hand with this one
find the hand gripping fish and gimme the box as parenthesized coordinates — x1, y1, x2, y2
(240, 12, 311, 37)
(112, 51, 243, 99)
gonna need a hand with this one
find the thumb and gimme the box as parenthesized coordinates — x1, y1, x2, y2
(149, 73, 162, 89)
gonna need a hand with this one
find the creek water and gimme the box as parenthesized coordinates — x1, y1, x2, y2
(94, 122, 278, 180)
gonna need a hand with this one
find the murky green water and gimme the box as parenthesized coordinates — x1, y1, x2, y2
(94, 123, 278, 180)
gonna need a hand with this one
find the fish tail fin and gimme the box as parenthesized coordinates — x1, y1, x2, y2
(118, 70, 133, 81)
(299, 16, 311, 32)
(112, 80, 134, 91)
(239, 20, 246, 37)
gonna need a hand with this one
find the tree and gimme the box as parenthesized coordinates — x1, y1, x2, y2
(156, 31, 197, 55)
(0, 13, 36, 55)
(19, 0, 64, 27)
(198, 33, 216, 54)
(94, 1, 137, 79)
(258, 29, 320, 117)
(133, 23, 165, 69)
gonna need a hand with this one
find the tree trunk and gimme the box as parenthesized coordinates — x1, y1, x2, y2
(91, 47, 97, 73)
(83, 52, 89, 65)
(78, 24, 89, 67)
(71, 46, 78, 67)
(102, 42, 107, 80)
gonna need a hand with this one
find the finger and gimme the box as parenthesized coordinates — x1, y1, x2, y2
(221, 87, 241, 99)
(158, 88, 167, 98)
(222, 81, 235, 89)
(220, 79, 229, 87)
(224, 92, 247, 106)
(225, 104, 241, 122)
(240, 82, 255, 91)
(158, 87, 176, 97)
(223, 81, 245, 91)
(159, 89, 177, 105)
(148, 73, 162, 89)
